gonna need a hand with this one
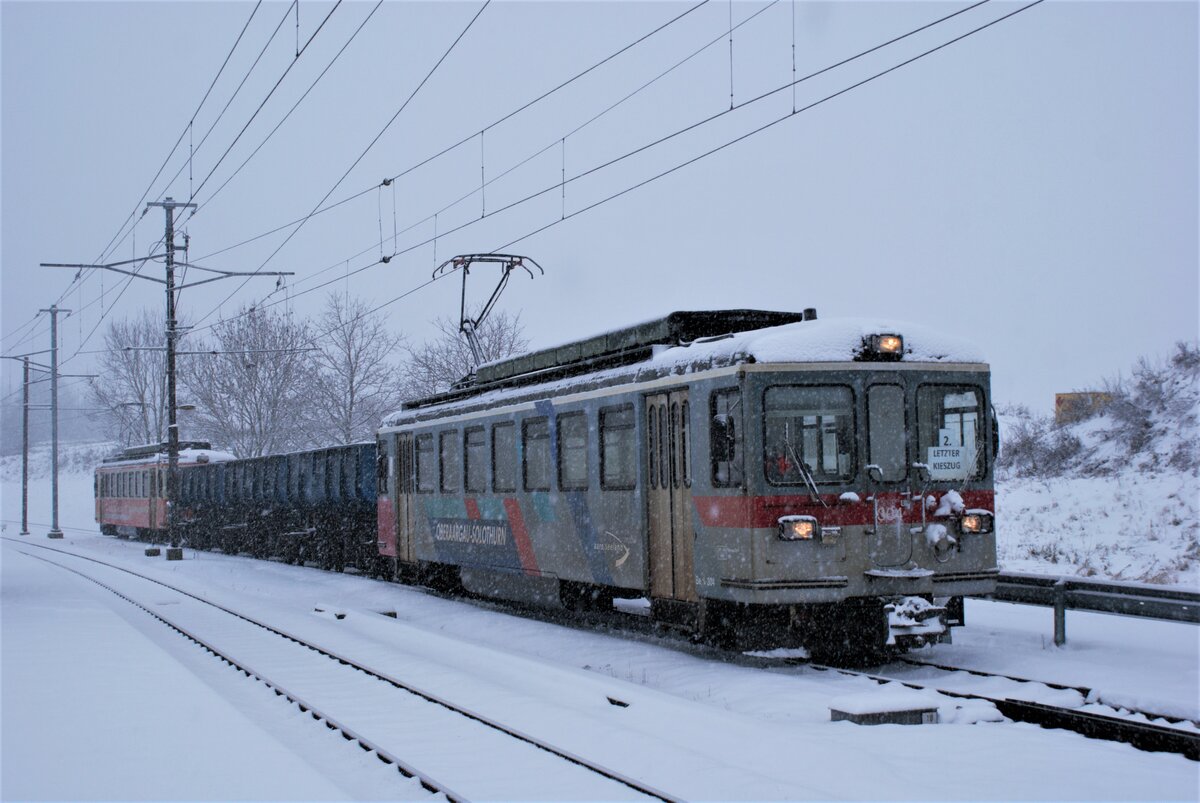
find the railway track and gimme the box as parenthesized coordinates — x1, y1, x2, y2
(10, 535, 1198, 769)
(799, 659, 1200, 761)
(8, 539, 677, 803)
(896, 656, 1200, 730)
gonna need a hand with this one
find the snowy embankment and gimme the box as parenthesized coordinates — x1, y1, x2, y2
(997, 472, 1198, 584)
(996, 343, 1199, 587)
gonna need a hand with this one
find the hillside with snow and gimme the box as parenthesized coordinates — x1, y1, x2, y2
(995, 343, 1199, 587)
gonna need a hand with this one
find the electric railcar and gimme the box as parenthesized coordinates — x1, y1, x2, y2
(376, 310, 999, 654)
(96, 309, 999, 656)
(94, 441, 235, 539)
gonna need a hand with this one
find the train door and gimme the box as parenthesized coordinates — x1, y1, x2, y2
(866, 381, 912, 566)
(646, 390, 697, 602)
(395, 432, 416, 565)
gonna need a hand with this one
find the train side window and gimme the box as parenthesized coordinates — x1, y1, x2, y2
(669, 402, 679, 488)
(868, 385, 907, 481)
(492, 422, 516, 493)
(711, 388, 744, 488)
(523, 417, 551, 492)
(440, 431, 461, 493)
(415, 433, 435, 493)
(344, 451, 355, 497)
(648, 405, 658, 490)
(600, 405, 636, 490)
(465, 427, 487, 493)
(681, 400, 691, 487)
(376, 439, 389, 495)
(557, 412, 588, 491)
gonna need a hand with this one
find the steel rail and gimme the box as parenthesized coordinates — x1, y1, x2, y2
(896, 656, 1200, 729)
(803, 662, 1200, 761)
(4, 537, 679, 803)
(16, 549, 464, 802)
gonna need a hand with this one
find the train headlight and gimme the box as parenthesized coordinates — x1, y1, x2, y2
(779, 515, 818, 541)
(958, 511, 994, 535)
(858, 333, 905, 362)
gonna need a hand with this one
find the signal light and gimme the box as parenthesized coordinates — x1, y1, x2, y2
(858, 333, 905, 362)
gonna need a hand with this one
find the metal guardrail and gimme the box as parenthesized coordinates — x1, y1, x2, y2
(993, 572, 1200, 644)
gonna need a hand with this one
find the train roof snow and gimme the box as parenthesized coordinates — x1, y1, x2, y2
(100, 441, 237, 467)
(386, 310, 986, 424)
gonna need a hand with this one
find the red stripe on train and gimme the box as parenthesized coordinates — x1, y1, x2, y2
(502, 498, 540, 576)
(693, 490, 995, 529)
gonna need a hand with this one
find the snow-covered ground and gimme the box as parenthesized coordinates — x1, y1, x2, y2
(997, 471, 1199, 585)
(4, 532, 1198, 801)
(2, 450, 1199, 800)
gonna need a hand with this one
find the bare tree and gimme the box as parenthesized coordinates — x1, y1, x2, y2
(87, 310, 168, 447)
(404, 309, 529, 398)
(310, 293, 407, 444)
(181, 307, 316, 457)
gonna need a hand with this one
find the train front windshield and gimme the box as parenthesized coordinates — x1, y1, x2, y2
(763, 385, 855, 485)
(760, 379, 989, 486)
(916, 384, 986, 481)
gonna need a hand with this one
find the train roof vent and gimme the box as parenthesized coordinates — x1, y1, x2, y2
(474, 309, 808, 387)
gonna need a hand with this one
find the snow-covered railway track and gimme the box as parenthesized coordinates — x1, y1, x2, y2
(896, 656, 1200, 732)
(13, 543, 678, 803)
(801, 660, 1200, 761)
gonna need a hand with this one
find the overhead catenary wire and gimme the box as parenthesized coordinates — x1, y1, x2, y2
(32, 0, 331, 369)
(185, 1, 345, 204)
(147, 1, 303, 215)
(498, 0, 1044, 252)
(1, 3, 267, 356)
(183, 0, 767, 326)
(181, 0, 385, 221)
(189, 0, 493, 330)
(187, 0, 713, 267)
(92, 1, 267, 270)
(185, 0, 1015, 339)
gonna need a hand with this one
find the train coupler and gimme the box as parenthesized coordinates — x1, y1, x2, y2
(884, 596, 947, 647)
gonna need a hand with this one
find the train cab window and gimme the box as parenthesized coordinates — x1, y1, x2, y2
(523, 417, 551, 492)
(415, 434, 435, 493)
(917, 385, 985, 481)
(868, 385, 907, 481)
(763, 385, 855, 485)
(557, 413, 588, 491)
(464, 427, 487, 493)
(711, 389, 744, 488)
(492, 423, 516, 493)
(440, 431, 461, 493)
(600, 405, 636, 490)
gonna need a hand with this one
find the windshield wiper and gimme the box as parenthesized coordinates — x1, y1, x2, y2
(784, 441, 829, 508)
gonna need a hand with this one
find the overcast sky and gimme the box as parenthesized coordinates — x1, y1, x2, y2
(2, 0, 1196, 416)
